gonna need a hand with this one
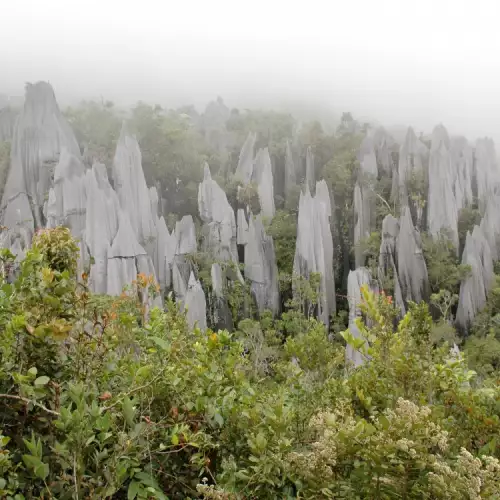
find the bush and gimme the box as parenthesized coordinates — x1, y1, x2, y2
(1, 229, 499, 499)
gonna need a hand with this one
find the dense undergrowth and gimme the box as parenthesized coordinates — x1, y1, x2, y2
(0, 228, 499, 499)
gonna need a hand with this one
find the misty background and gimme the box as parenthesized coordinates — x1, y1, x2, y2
(2, 0, 500, 142)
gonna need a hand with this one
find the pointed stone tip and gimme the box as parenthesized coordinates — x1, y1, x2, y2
(203, 162, 211, 181)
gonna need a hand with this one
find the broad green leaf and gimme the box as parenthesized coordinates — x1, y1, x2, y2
(34, 376, 50, 386)
(150, 336, 169, 350)
(127, 480, 141, 500)
(122, 397, 136, 428)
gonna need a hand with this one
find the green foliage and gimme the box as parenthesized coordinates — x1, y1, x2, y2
(266, 210, 297, 276)
(227, 109, 294, 160)
(458, 206, 481, 253)
(65, 100, 122, 164)
(1, 230, 500, 499)
(129, 102, 213, 217)
(422, 232, 471, 295)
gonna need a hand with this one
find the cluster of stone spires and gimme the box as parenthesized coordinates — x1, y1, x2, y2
(1, 81, 500, 363)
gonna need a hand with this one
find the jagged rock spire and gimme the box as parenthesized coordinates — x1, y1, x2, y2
(112, 122, 156, 247)
(395, 127, 428, 205)
(284, 139, 296, 197)
(175, 215, 197, 255)
(85, 163, 120, 294)
(253, 147, 275, 219)
(1, 81, 80, 248)
(50, 149, 87, 237)
(378, 214, 405, 315)
(235, 131, 256, 184)
(450, 136, 474, 211)
(245, 215, 280, 315)
(474, 138, 500, 210)
(184, 271, 207, 331)
(293, 182, 335, 325)
(456, 225, 494, 331)
(305, 146, 315, 192)
(427, 125, 459, 249)
(346, 267, 378, 368)
(397, 206, 429, 304)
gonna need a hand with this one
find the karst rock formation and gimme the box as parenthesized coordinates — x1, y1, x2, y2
(3, 80, 500, 347)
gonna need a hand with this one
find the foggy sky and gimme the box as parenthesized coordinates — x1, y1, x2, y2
(2, 0, 500, 142)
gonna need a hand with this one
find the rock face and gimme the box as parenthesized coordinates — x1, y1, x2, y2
(305, 146, 315, 192)
(198, 162, 237, 253)
(244, 215, 280, 315)
(184, 272, 207, 331)
(1, 82, 81, 251)
(353, 180, 376, 268)
(112, 123, 156, 248)
(294, 183, 335, 326)
(346, 268, 378, 367)
(253, 148, 275, 219)
(284, 139, 296, 197)
(378, 214, 405, 315)
(474, 138, 500, 209)
(456, 225, 494, 331)
(175, 215, 197, 255)
(427, 125, 459, 249)
(450, 136, 474, 211)
(107, 209, 147, 295)
(49, 149, 87, 237)
(237, 208, 249, 245)
(210, 263, 233, 331)
(396, 127, 428, 204)
(235, 131, 256, 184)
(372, 127, 396, 174)
(85, 163, 120, 293)
(397, 206, 429, 304)
(480, 193, 500, 261)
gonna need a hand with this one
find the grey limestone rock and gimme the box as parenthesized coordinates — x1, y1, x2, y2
(397, 206, 429, 304)
(198, 162, 238, 261)
(474, 138, 500, 210)
(51, 149, 87, 237)
(353, 180, 376, 268)
(378, 214, 405, 315)
(456, 225, 494, 331)
(372, 127, 396, 174)
(85, 163, 120, 294)
(284, 139, 296, 197)
(106, 209, 147, 296)
(480, 193, 500, 261)
(244, 215, 280, 315)
(112, 123, 156, 248)
(427, 126, 459, 249)
(293, 184, 335, 326)
(235, 131, 256, 184)
(395, 127, 428, 205)
(210, 262, 233, 331)
(346, 267, 378, 368)
(305, 146, 315, 192)
(252, 148, 275, 219)
(237, 208, 249, 245)
(1, 82, 80, 247)
(175, 215, 197, 255)
(184, 271, 207, 331)
(450, 136, 474, 211)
